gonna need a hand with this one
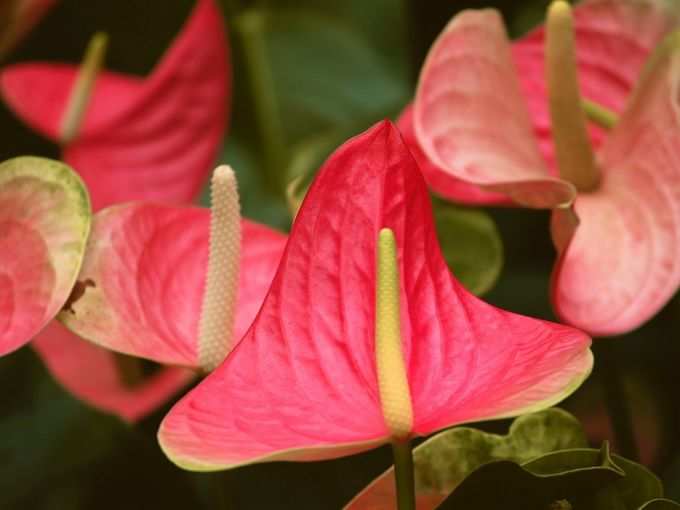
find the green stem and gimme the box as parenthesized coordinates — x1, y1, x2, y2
(594, 340, 639, 462)
(391, 440, 416, 510)
(211, 471, 231, 510)
(234, 10, 288, 196)
(582, 99, 618, 130)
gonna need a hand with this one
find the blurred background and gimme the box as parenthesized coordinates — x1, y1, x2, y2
(2, 0, 680, 508)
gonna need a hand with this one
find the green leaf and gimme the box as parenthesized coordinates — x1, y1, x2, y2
(437, 444, 624, 509)
(345, 408, 587, 509)
(265, 0, 408, 71)
(436, 443, 671, 510)
(262, 9, 408, 143)
(433, 202, 503, 295)
(225, 6, 409, 197)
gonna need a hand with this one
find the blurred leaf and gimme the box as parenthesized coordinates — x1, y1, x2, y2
(263, 9, 408, 143)
(346, 408, 587, 509)
(0, 350, 125, 507)
(438, 443, 670, 510)
(266, 0, 408, 71)
(434, 202, 503, 295)
(226, 5, 409, 198)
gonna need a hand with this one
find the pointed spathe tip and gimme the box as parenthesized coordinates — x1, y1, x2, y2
(367, 119, 399, 140)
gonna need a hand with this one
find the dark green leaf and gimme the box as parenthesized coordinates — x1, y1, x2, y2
(0, 350, 125, 507)
(346, 408, 587, 509)
(437, 443, 667, 510)
(262, 9, 408, 143)
(434, 202, 503, 295)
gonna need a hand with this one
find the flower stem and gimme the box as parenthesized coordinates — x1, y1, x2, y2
(594, 340, 639, 462)
(234, 10, 288, 196)
(391, 440, 416, 510)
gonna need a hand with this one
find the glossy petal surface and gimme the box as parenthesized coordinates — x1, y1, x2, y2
(159, 121, 592, 471)
(413, 9, 574, 208)
(59, 203, 286, 367)
(0, 0, 230, 209)
(0, 157, 90, 355)
(552, 41, 680, 335)
(32, 321, 194, 422)
(514, 0, 678, 171)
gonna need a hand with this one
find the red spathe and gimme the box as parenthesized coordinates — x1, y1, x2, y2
(158, 121, 592, 471)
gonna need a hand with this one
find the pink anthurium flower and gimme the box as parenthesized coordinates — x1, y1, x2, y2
(155, 121, 593, 471)
(0, 156, 89, 356)
(0, 0, 229, 210)
(0, 0, 232, 420)
(402, 0, 680, 336)
(0, 0, 57, 58)
(32, 166, 285, 422)
(59, 166, 287, 379)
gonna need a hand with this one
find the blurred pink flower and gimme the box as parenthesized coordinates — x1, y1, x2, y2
(1, 0, 233, 421)
(0, 157, 89, 357)
(402, 0, 680, 335)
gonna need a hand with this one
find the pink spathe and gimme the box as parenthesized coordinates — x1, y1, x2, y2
(33, 321, 194, 423)
(158, 121, 592, 471)
(60, 203, 287, 367)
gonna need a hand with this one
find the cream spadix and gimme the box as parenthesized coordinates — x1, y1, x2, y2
(198, 165, 242, 373)
(376, 228, 413, 440)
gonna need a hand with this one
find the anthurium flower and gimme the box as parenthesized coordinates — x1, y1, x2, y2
(0, 156, 89, 356)
(59, 166, 287, 373)
(0, 0, 56, 58)
(0, 0, 229, 210)
(403, 0, 680, 335)
(154, 121, 593, 471)
(400, 0, 677, 207)
(0, 0, 233, 421)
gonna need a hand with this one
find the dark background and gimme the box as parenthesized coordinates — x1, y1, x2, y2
(2, 0, 680, 508)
